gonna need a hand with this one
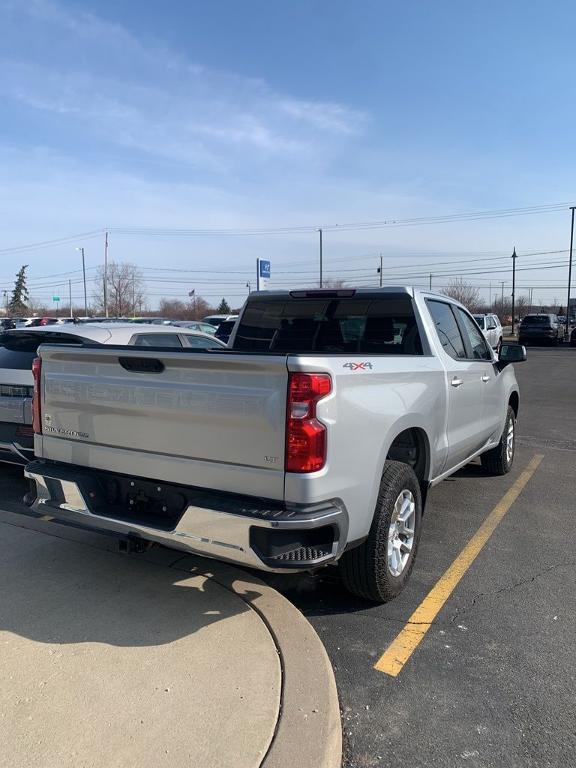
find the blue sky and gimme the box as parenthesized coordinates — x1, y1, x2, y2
(0, 0, 575, 309)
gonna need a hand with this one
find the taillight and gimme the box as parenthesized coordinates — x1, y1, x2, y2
(286, 372, 332, 473)
(32, 357, 42, 434)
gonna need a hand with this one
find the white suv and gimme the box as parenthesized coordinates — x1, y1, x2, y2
(473, 313, 503, 351)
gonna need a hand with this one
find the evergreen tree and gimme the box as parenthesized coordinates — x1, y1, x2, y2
(217, 298, 231, 314)
(9, 265, 29, 316)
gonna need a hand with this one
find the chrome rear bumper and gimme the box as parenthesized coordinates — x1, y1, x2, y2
(23, 460, 348, 573)
(0, 440, 33, 465)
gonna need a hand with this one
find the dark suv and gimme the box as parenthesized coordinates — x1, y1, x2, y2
(518, 314, 564, 346)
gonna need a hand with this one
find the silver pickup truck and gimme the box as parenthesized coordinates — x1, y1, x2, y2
(22, 288, 525, 602)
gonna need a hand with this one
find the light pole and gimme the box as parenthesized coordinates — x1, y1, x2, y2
(76, 247, 88, 317)
(104, 231, 109, 318)
(378, 254, 383, 287)
(566, 206, 575, 340)
(246, 281, 251, 294)
(511, 247, 517, 336)
(318, 228, 323, 288)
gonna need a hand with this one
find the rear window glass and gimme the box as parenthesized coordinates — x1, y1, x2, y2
(0, 332, 94, 369)
(133, 333, 183, 347)
(0, 346, 37, 371)
(522, 316, 550, 325)
(232, 296, 423, 354)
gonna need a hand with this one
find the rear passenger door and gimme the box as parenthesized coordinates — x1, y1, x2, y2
(426, 300, 487, 470)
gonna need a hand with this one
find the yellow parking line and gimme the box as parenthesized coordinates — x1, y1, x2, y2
(374, 453, 544, 677)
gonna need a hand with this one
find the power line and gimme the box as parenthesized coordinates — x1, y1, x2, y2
(2, 201, 575, 257)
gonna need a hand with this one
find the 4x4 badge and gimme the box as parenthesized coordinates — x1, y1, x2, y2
(343, 362, 373, 371)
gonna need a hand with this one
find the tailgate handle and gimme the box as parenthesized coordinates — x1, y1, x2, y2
(119, 357, 165, 374)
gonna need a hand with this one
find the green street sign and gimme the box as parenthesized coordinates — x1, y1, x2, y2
(52, 296, 60, 302)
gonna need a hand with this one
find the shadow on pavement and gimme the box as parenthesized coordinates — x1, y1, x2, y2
(0, 526, 262, 648)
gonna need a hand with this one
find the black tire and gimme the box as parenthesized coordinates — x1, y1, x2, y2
(480, 406, 516, 475)
(339, 461, 423, 603)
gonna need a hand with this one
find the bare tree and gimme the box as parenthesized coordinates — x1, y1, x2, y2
(93, 262, 146, 317)
(441, 278, 481, 312)
(514, 295, 528, 320)
(158, 295, 212, 320)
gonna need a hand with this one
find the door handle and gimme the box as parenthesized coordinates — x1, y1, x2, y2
(481, 375, 490, 383)
(451, 377, 463, 387)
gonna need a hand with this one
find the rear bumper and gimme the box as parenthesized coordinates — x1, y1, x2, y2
(23, 460, 349, 573)
(0, 420, 34, 465)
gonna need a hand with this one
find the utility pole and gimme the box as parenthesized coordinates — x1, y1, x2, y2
(511, 247, 517, 336)
(132, 273, 136, 318)
(68, 279, 73, 318)
(489, 281, 492, 310)
(566, 206, 575, 341)
(318, 229, 323, 288)
(246, 281, 251, 294)
(76, 247, 88, 317)
(104, 231, 109, 318)
(378, 254, 383, 287)
(429, 273, 432, 291)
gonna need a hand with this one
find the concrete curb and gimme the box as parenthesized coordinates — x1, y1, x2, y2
(0, 510, 342, 768)
(164, 553, 343, 768)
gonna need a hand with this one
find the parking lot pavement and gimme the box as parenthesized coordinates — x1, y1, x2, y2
(0, 347, 574, 768)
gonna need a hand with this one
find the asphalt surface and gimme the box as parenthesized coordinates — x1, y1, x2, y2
(0, 346, 575, 768)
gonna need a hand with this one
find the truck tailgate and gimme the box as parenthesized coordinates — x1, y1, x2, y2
(37, 345, 288, 499)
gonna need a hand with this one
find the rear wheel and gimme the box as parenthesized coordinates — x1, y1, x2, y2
(480, 406, 516, 475)
(340, 461, 423, 603)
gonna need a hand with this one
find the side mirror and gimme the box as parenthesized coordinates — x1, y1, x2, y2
(498, 344, 527, 366)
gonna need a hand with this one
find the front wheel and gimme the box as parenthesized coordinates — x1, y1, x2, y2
(480, 406, 516, 475)
(339, 461, 423, 603)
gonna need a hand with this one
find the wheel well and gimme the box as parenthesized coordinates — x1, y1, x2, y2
(509, 391, 519, 417)
(386, 428, 430, 483)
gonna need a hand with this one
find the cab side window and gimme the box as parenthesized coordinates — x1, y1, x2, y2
(426, 300, 467, 359)
(455, 309, 492, 360)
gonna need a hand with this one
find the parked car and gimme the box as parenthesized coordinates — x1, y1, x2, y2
(0, 324, 224, 465)
(24, 317, 59, 327)
(214, 318, 237, 344)
(473, 313, 503, 350)
(202, 314, 238, 327)
(21, 288, 525, 603)
(518, 314, 565, 345)
(171, 321, 217, 335)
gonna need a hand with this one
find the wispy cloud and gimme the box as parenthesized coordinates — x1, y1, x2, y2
(0, 0, 367, 171)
